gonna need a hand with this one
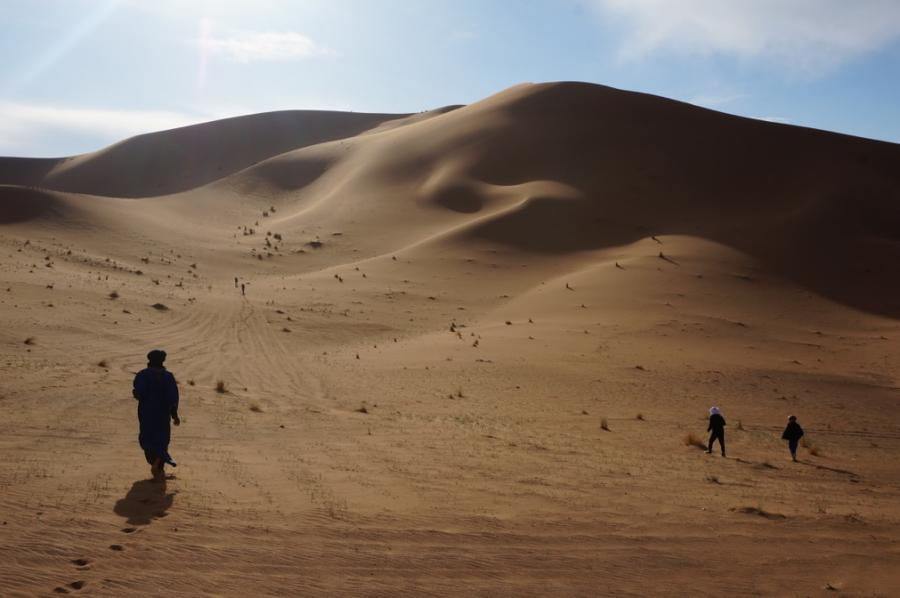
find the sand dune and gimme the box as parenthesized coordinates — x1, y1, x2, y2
(1, 82, 899, 596)
(0, 109, 412, 198)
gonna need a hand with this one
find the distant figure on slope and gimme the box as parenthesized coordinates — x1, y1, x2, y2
(241, 283, 246, 296)
(781, 415, 804, 462)
(707, 406, 726, 457)
(234, 277, 238, 288)
(132, 350, 180, 482)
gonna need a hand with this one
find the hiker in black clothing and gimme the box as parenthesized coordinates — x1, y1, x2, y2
(241, 283, 245, 296)
(781, 415, 804, 462)
(707, 406, 726, 456)
(234, 277, 238, 288)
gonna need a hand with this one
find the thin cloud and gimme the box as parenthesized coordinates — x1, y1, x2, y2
(0, 102, 208, 155)
(590, 0, 900, 75)
(753, 116, 792, 124)
(198, 30, 334, 63)
(687, 92, 746, 108)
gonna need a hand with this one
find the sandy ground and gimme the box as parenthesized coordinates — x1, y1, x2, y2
(1, 82, 900, 596)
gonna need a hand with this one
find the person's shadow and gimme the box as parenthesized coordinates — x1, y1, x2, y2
(114, 479, 175, 525)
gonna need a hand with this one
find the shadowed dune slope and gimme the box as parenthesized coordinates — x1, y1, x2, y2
(0, 185, 75, 224)
(0, 110, 410, 198)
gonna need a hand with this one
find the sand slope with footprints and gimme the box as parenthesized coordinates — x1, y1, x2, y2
(1, 82, 900, 596)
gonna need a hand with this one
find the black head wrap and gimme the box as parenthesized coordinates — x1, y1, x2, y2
(147, 349, 166, 368)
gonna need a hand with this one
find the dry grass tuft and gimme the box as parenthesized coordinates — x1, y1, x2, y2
(600, 417, 610, 431)
(109, 290, 120, 299)
(636, 413, 645, 421)
(24, 337, 35, 345)
(801, 437, 822, 457)
(215, 380, 227, 394)
(97, 360, 108, 368)
(355, 405, 369, 414)
(151, 303, 169, 311)
(249, 404, 263, 413)
(683, 432, 706, 449)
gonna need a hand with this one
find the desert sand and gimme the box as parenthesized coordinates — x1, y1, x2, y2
(1, 82, 899, 596)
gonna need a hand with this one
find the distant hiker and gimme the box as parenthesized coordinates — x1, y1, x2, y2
(132, 350, 180, 482)
(707, 406, 726, 457)
(241, 283, 246, 296)
(781, 415, 804, 462)
(234, 277, 238, 288)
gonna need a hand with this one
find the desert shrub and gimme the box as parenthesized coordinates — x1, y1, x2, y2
(684, 432, 706, 449)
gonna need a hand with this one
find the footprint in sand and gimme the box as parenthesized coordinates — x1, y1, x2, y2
(121, 527, 137, 533)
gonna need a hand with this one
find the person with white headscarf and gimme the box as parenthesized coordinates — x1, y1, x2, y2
(707, 406, 726, 457)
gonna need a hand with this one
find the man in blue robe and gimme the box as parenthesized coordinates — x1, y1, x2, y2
(132, 350, 180, 481)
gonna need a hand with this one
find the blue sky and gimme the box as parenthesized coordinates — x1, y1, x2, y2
(2, 0, 899, 157)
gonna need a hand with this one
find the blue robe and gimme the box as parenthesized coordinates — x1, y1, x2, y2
(132, 367, 179, 465)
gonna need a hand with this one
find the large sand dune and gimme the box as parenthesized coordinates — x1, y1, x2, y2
(1, 82, 899, 596)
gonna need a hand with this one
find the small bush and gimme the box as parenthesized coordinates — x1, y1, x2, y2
(109, 290, 120, 299)
(636, 413, 644, 421)
(151, 303, 169, 311)
(188, 380, 195, 386)
(600, 417, 610, 431)
(736, 420, 745, 431)
(355, 405, 369, 414)
(24, 337, 35, 345)
(684, 432, 706, 449)
(215, 381, 226, 394)
(97, 360, 108, 368)
(801, 437, 822, 456)
(249, 404, 263, 413)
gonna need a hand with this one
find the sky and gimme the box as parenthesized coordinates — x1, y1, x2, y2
(2, 0, 899, 157)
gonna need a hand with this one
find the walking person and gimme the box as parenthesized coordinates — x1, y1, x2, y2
(241, 283, 245, 296)
(781, 415, 804, 462)
(132, 350, 181, 482)
(234, 276, 238, 288)
(707, 406, 726, 457)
